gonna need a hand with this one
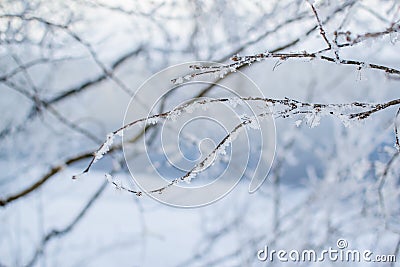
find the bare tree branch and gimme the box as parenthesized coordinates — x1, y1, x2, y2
(307, 0, 332, 49)
(47, 47, 143, 105)
(24, 180, 109, 267)
(186, 52, 400, 81)
(79, 95, 400, 195)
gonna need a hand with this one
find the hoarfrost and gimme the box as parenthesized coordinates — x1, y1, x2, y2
(228, 129, 240, 143)
(173, 77, 184, 84)
(116, 130, 124, 137)
(184, 172, 197, 183)
(390, 31, 398, 44)
(337, 114, 351, 127)
(94, 133, 115, 163)
(167, 109, 182, 121)
(146, 117, 159, 125)
(186, 102, 201, 113)
(248, 116, 260, 130)
(216, 141, 231, 156)
(305, 112, 321, 128)
(227, 97, 242, 108)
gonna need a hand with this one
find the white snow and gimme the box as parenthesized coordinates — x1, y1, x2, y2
(93, 133, 115, 163)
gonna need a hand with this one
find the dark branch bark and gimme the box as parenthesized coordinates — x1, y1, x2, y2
(46, 47, 143, 105)
(0, 151, 93, 207)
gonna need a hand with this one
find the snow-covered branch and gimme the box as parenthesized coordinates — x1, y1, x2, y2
(79, 96, 400, 195)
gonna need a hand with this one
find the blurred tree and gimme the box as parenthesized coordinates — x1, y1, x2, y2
(0, 0, 399, 266)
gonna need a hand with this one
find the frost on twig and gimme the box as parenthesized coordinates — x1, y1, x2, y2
(174, 3, 400, 82)
(105, 173, 142, 196)
(171, 64, 239, 84)
(77, 95, 400, 196)
(182, 51, 400, 80)
(94, 133, 115, 163)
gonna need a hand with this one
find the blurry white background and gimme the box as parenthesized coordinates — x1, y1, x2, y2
(0, 0, 400, 266)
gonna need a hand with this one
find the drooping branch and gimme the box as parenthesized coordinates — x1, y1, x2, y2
(78, 95, 400, 196)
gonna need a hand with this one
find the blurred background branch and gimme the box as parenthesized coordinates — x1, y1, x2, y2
(0, 0, 399, 266)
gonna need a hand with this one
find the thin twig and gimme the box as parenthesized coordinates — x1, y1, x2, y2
(307, 0, 332, 49)
(24, 180, 108, 267)
(80, 96, 400, 196)
(394, 107, 400, 151)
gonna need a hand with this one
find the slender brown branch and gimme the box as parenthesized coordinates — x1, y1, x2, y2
(307, 0, 332, 49)
(191, 52, 400, 80)
(80, 96, 400, 176)
(394, 107, 400, 150)
(336, 23, 400, 47)
(81, 95, 400, 196)
(47, 47, 143, 105)
(349, 99, 400, 119)
(0, 151, 92, 207)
